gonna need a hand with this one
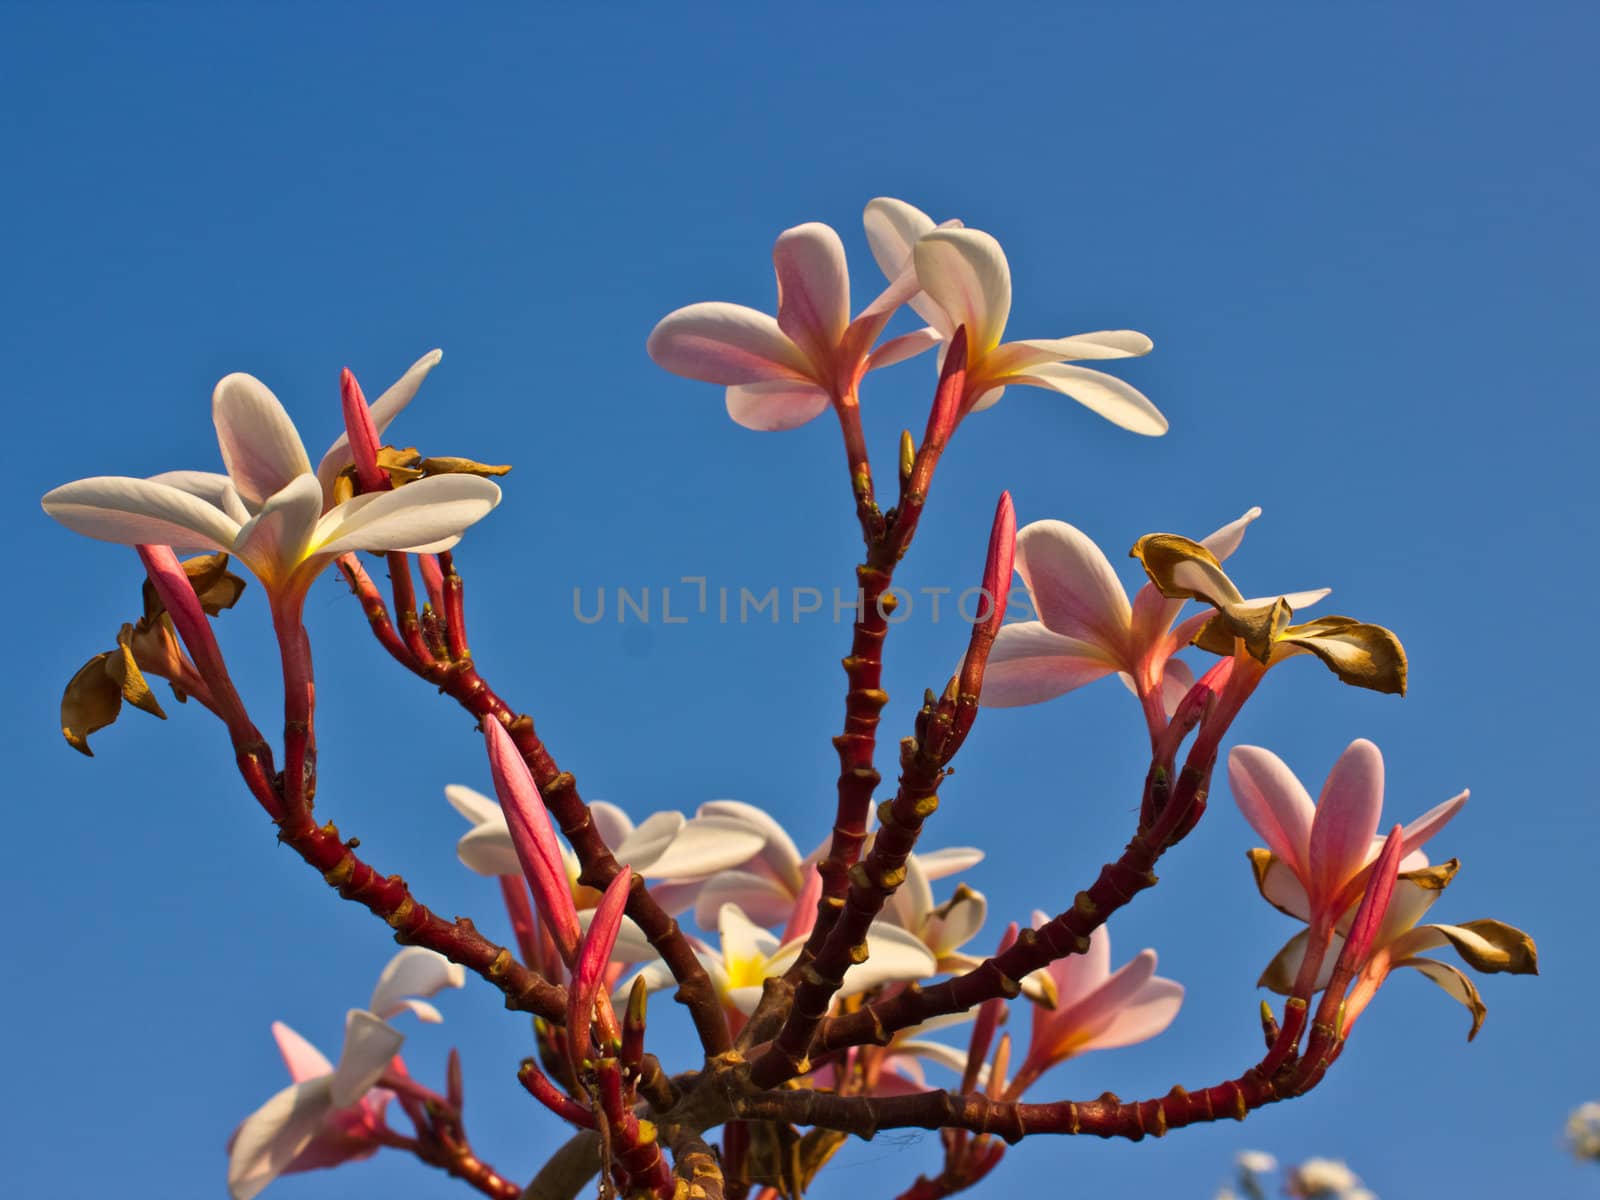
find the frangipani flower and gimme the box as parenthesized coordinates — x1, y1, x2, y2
(42, 355, 501, 613)
(1258, 858, 1537, 1040)
(1230, 739, 1466, 934)
(226, 948, 463, 1200)
(646, 216, 941, 431)
(809, 1020, 974, 1097)
(880, 853, 988, 973)
(1008, 918, 1182, 1098)
(621, 902, 936, 1022)
(864, 199, 1163, 434)
(684, 798, 983, 930)
(445, 786, 767, 961)
(983, 507, 1328, 737)
(1131, 533, 1406, 696)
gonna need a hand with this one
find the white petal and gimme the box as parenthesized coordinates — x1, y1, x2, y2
(692, 870, 798, 930)
(837, 921, 938, 995)
(718, 903, 781, 966)
(883, 852, 934, 931)
(865, 327, 943, 371)
(612, 811, 686, 873)
(227, 1078, 335, 1200)
(328, 1010, 403, 1108)
(456, 821, 521, 877)
(862, 197, 949, 331)
(987, 330, 1153, 375)
(590, 801, 636, 851)
(725, 380, 831, 431)
(147, 469, 253, 526)
(311, 474, 501, 557)
(644, 815, 768, 880)
(1012, 363, 1167, 436)
(232, 474, 324, 584)
(896, 1039, 972, 1076)
(930, 886, 987, 956)
(578, 909, 658, 963)
(913, 229, 1011, 354)
(648, 302, 813, 385)
(1199, 506, 1262, 562)
(369, 948, 464, 1021)
(315, 349, 443, 496)
(444, 784, 502, 827)
(915, 847, 985, 881)
(212, 372, 313, 507)
(1228, 746, 1316, 878)
(42, 476, 241, 552)
(697, 800, 804, 886)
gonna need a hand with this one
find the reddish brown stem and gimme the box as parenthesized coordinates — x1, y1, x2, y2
(441, 550, 470, 661)
(387, 551, 438, 668)
(337, 555, 419, 670)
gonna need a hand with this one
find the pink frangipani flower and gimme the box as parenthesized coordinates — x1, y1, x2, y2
(1009, 918, 1182, 1099)
(647, 215, 940, 431)
(983, 507, 1328, 741)
(1229, 738, 1467, 936)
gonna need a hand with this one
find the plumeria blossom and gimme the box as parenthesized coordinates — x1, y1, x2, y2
(880, 853, 988, 973)
(1008, 918, 1183, 1100)
(1131, 533, 1407, 696)
(983, 507, 1328, 737)
(42, 354, 501, 612)
(620, 902, 936, 1023)
(445, 786, 766, 961)
(646, 216, 941, 431)
(1258, 858, 1538, 1040)
(863, 198, 1164, 433)
(227, 948, 464, 1200)
(1230, 739, 1467, 935)
(808, 1018, 974, 1097)
(682, 799, 983, 930)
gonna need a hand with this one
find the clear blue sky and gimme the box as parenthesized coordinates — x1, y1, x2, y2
(5, 4, 1596, 1197)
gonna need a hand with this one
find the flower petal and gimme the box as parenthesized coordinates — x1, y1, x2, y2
(443, 784, 502, 827)
(648, 302, 812, 385)
(1399, 956, 1487, 1040)
(986, 330, 1153, 375)
(837, 921, 939, 996)
(773, 222, 850, 366)
(611, 811, 685, 873)
(692, 870, 797, 930)
(311, 474, 501, 558)
(1052, 947, 1158, 1045)
(147, 469, 254, 523)
(1308, 739, 1385, 912)
(315, 349, 443, 496)
(579, 908, 658, 964)
(42, 476, 241, 552)
(883, 852, 935, 931)
(232, 474, 324, 585)
(1228, 746, 1316, 879)
(725, 380, 831, 431)
(1078, 976, 1183, 1052)
(328, 1010, 404, 1108)
(227, 1078, 335, 1200)
(643, 815, 768, 880)
(455, 820, 521, 877)
(1014, 520, 1133, 653)
(1397, 789, 1469, 861)
(980, 620, 1122, 707)
(862, 196, 949, 331)
(1042, 920, 1114, 1013)
(590, 801, 635, 851)
(719, 902, 781, 966)
(1199, 506, 1263, 563)
(913, 229, 1011, 355)
(865, 327, 943, 372)
(369, 948, 464, 1022)
(697, 800, 804, 886)
(272, 1021, 334, 1084)
(1011, 363, 1166, 436)
(213, 373, 313, 507)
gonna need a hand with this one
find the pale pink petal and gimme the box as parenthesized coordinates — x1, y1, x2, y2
(981, 621, 1122, 706)
(725, 380, 832, 431)
(568, 870, 632, 1060)
(645, 815, 769, 880)
(1011, 363, 1167, 436)
(444, 784, 502, 828)
(1077, 976, 1184, 1052)
(482, 717, 580, 955)
(369, 948, 464, 1022)
(271, 1022, 334, 1084)
(328, 1010, 404, 1107)
(611, 811, 685, 873)
(212, 373, 313, 507)
(147, 469, 253, 524)
(865, 327, 943, 371)
(1228, 746, 1316, 878)
(862, 196, 950, 331)
(969, 385, 1006, 412)
(1014, 520, 1133, 652)
(42, 476, 241, 551)
(1397, 790, 1469, 861)
(913, 229, 1011, 354)
(1040, 919, 1113, 1013)
(693, 870, 799, 930)
(316, 349, 443, 496)
(987, 331, 1153, 375)
(1373, 877, 1446, 944)
(773, 222, 850, 364)
(232, 474, 323, 584)
(1307, 739, 1386, 909)
(227, 1078, 335, 1200)
(897, 1039, 972, 1076)
(1155, 657, 1196, 717)
(1199, 507, 1263, 562)
(1258, 929, 1336, 994)
(1277, 588, 1332, 610)
(311, 474, 501, 557)
(648, 302, 813, 385)
(1053, 949, 1158, 1042)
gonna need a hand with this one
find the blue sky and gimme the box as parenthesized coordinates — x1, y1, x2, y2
(4, 3, 1597, 1197)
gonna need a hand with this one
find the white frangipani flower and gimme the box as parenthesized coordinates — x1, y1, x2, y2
(227, 948, 462, 1200)
(42, 352, 501, 611)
